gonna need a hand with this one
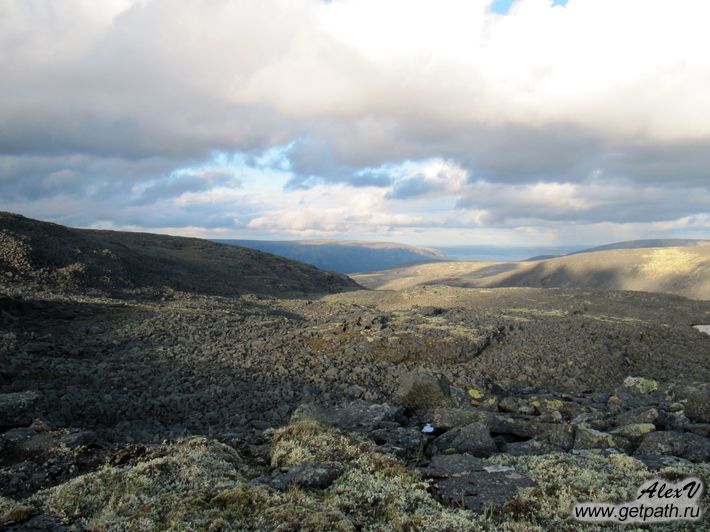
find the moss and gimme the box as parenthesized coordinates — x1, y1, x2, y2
(270, 418, 372, 468)
(33, 437, 244, 530)
(0, 496, 34, 526)
(490, 452, 710, 531)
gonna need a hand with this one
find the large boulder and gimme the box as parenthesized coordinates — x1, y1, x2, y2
(290, 401, 403, 433)
(0, 391, 39, 430)
(395, 371, 453, 410)
(429, 422, 497, 457)
(635, 431, 710, 463)
(676, 383, 710, 423)
(419, 454, 535, 514)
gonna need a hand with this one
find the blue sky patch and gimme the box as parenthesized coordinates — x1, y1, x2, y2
(491, 0, 568, 15)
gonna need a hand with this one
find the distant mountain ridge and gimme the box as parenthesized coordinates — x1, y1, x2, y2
(354, 242, 710, 300)
(0, 213, 360, 297)
(217, 239, 445, 273)
(570, 239, 709, 255)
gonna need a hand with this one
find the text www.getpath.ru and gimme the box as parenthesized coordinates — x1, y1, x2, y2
(573, 477, 704, 524)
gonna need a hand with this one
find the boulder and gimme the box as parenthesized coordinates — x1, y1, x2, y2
(419, 454, 535, 514)
(502, 439, 562, 456)
(370, 426, 423, 457)
(609, 423, 655, 442)
(676, 383, 710, 423)
(395, 371, 452, 410)
(429, 422, 497, 457)
(574, 427, 631, 452)
(290, 401, 403, 433)
(614, 407, 659, 427)
(425, 408, 490, 431)
(0, 391, 39, 430)
(253, 462, 344, 491)
(635, 431, 710, 463)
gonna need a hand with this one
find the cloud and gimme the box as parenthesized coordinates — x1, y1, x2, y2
(0, 0, 709, 244)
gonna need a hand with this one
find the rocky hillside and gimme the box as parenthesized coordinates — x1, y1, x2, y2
(2, 285, 710, 529)
(0, 213, 360, 297)
(217, 239, 446, 274)
(354, 244, 710, 300)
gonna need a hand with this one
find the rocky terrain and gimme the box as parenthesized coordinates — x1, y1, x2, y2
(1, 215, 710, 530)
(354, 243, 710, 300)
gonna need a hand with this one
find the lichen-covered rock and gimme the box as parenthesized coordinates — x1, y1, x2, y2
(573, 427, 631, 451)
(614, 406, 659, 427)
(623, 376, 659, 394)
(394, 371, 453, 410)
(609, 423, 656, 441)
(635, 430, 710, 463)
(429, 422, 497, 457)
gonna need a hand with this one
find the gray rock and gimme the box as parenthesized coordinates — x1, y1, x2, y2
(574, 427, 631, 452)
(634, 454, 692, 470)
(59, 430, 101, 449)
(254, 462, 344, 491)
(426, 408, 490, 430)
(614, 407, 659, 427)
(503, 439, 562, 456)
(634, 431, 710, 463)
(423, 458, 535, 513)
(395, 371, 452, 410)
(429, 422, 497, 457)
(419, 453, 485, 477)
(537, 423, 575, 451)
(676, 383, 710, 423)
(370, 426, 423, 457)
(291, 401, 403, 433)
(0, 391, 39, 430)
(3, 514, 67, 531)
(284, 462, 344, 489)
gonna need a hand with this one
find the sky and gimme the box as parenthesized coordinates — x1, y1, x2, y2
(1, 0, 709, 247)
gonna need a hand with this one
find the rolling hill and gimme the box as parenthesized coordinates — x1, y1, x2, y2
(217, 239, 446, 273)
(570, 238, 709, 255)
(0, 213, 360, 297)
(353, 243, 710, 300)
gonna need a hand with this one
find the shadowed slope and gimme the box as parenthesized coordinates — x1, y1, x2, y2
(0, 212, 360, 297)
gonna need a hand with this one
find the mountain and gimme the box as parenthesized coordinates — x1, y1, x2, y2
(353, 243, 710, 300)
(0, 212, 360, 297)
(570, 238, 709, 255)
(4, 213, 710, 530)
(216, 239, 446, 273)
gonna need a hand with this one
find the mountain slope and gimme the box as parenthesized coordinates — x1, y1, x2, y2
(0, 213, 360, 297)
(353, 244, 710, 300)
(570, 238, 709, 255)
(217, 239, 446, 273)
